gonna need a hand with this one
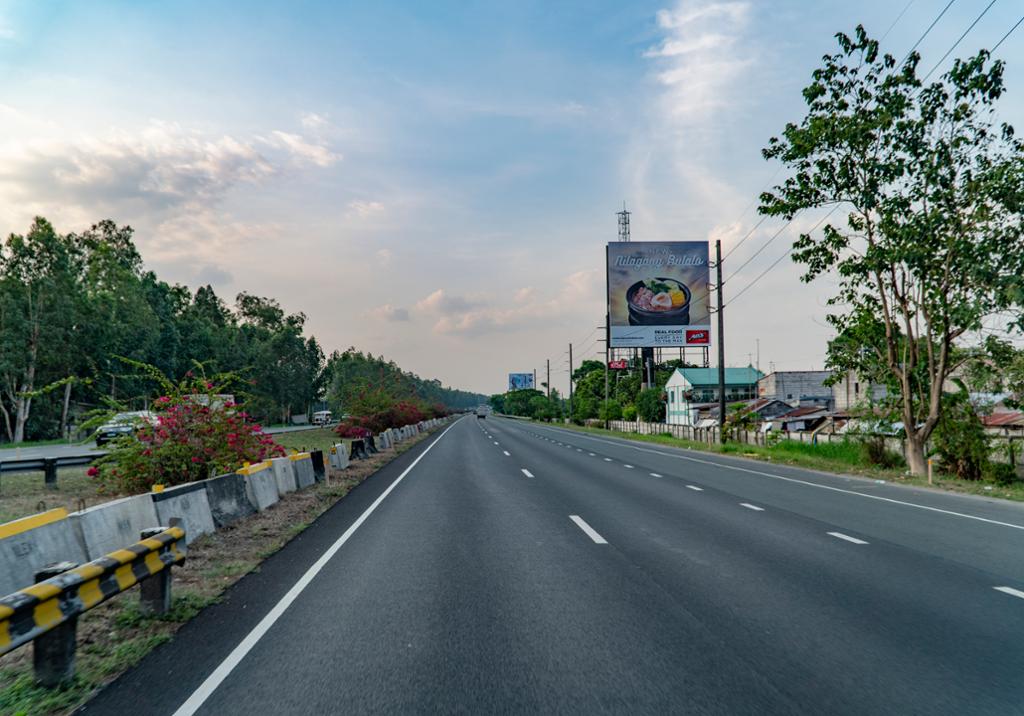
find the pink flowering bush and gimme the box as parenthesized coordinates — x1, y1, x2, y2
(91, 368, 285, 493)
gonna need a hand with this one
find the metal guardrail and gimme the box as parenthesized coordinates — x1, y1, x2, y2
(0, 525, 186, 686)
(0, 454, 103, 488)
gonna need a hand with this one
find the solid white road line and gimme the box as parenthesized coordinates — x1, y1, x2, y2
(649, 472, 663, 478)
(686, 485, 703, 491)
(570, 515, 608, 544)
(171, 417, 463, 716)
(994, 586, 1024, 600)
(521, 468, 534, 478)
(503, 450, 510, 456)
(828, 531, 868, 545)
(624, 464, 634, 469)
(527, 425, 1024, 532)
(740, 503, 765, 511)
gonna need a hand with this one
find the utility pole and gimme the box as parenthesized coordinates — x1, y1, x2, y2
(756, 338, 760, 375)
(716, 239, 726, 444)
(533, 369, 537, 392)
(546, 359, 550, 399)
(568, 343, 574, 423)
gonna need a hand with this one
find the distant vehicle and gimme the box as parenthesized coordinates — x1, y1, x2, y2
(95, 411, 158, 446)
(476, 405, 488, 419)
(312, 410, 333, 426)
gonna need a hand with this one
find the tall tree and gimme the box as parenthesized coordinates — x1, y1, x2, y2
(760, 27, 1024, 474)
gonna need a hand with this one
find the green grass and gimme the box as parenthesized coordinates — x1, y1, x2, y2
(0, 467, 109, 525)
(544, 421, 1024, 502)
(272, 428, 338, 454)
(0, 437, 91, 450)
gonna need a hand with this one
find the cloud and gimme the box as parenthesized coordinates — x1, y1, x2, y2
(416, 269, 603, 337)
(194, 264, 234, 286)
(268, 131, 340, 167)
(300, 112, 328, 131)
(346, 199, 385, 219)
(370, 304, 410, 322)
(375, 248, 393, 265)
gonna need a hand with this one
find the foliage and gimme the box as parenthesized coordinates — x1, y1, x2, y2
(723, 402, 758, 431)
(857, 437, 905, 470)
(326, 348, 486, 414)
(598, 399, 622, 421)
(760, 26, 1024, 475)
(635, 387, 665, 422)
(622, 404, 637, 421)
(933, 384, 990, 480)
(334, 422, 373, 439)
(90, 365, 284, 492)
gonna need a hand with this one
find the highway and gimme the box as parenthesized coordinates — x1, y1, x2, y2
(81, 416, 1024, 714)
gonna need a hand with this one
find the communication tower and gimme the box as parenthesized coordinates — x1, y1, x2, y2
(616, 203, 630, 242)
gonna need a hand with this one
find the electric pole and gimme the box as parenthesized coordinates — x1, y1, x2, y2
(716, 239, 726, 444)
(604, 319, 610, 429)
(568, 343, 574, 423)
(546, 359, 550, 399)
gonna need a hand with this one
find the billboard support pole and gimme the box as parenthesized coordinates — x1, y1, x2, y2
(546, 359, 550, 399)
(604, 318, 610, 429)
(716, 239, 727, 444)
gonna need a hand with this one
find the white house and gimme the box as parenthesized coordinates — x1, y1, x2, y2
(665, 366, 766, 426)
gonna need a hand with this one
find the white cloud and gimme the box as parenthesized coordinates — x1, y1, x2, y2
(370, 304, 410, 322)
(375, 248, 393, 265)
(268, 130, 340, 167)
(346, 199, 385, 219)
(0, 19, 14, 41)
(300, 112, 328, 131)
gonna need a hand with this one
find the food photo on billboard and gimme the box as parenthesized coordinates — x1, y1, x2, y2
(607, 241, 711, 348)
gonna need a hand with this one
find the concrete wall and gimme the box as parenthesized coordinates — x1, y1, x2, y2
(271, 457, 297, 494)
(152, 482, 216, 545)
(759, 371, 833, 407)
(204, 472, 258, 528)
(289, 454, 316, 489)
(241, 463, 279, 511)
(69, 495, 161, 560)
(0, 516, 88, 595)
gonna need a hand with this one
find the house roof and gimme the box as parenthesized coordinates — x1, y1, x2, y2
(673, 366, 764, 387)
(778, 406, 829, 420)
(981, 411, 1024, 427)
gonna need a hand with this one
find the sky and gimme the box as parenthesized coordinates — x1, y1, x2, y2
(0, 0, 1022, 396)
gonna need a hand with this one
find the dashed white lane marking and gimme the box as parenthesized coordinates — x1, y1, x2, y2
(686, 485, 703, 491)
(624, 464, 634, 469)
(493, 441, 499, 445)
(503, 450, 510, 456)
(570, 515, 608, 544)
(588, 452, 596, 457)
(521, 469, 534, 478)
(994, 586, 1024, 600)
(603, 457, 612, 462)
(576, 449, 583, 452)
(649, 472, 663, 478)
(740, 503, 765, 512)
(827, 531, 868, 545)
(526, 426, 1024, 532)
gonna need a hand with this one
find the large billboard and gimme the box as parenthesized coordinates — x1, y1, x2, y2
(508, 373, 535, 391)
(607, 241, 711, 348)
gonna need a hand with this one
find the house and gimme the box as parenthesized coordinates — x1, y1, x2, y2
(771, 405, 831, 432)
(831, 370, 887, 411)
(981, 411, 1024, 437)
(758, 371, 833, 408)
(700, 398, 793, 425)
(665, 366, 765, 425)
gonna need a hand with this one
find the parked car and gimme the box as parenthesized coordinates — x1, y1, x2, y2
(94, 411, 158, 446)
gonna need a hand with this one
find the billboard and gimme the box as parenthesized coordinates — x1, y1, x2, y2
(608, 360, 629, 370)
(607, 241, 711, 348)
(508, 373, 535, 391)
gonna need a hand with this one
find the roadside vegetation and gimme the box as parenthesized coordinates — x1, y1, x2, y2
(0, 426, 438, 716)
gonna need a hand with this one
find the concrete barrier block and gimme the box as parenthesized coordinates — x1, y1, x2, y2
(330, 443, 350, 470)
(152, 482, 216, 545)
(69, 495, 161, 560)
(289, 453, 316, 489)
(377, 432, 391, 450)
(204, 472, 257, 528)
(240, 462, 279, 511)
(271, 457, 297, 494)
(0, 514, 88, 595)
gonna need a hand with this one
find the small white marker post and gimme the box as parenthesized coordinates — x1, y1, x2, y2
(928, 458, 933, 485)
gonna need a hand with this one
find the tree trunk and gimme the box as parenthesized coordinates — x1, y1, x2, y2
(60, 380, 73, 440)
(905, 431, 927, 476)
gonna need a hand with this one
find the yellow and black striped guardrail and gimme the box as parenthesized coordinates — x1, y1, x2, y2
(0, 525, 185, 684)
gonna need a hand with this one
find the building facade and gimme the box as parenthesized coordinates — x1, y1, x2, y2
(757, 371, 833, 408)
(665, 366, 765, 425)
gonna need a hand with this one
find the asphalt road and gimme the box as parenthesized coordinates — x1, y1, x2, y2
(80, 416, 1024, 714)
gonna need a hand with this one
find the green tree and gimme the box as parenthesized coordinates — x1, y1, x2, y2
(760, 27, 1024, 475)
(636, 387, 665, 422)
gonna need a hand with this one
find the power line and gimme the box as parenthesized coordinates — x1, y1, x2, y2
(920, 0, 998, 83)
(725, 205, 843, 307)
(991, 13, 1024, 53)
(901, 0, 957, 64)
(882, 0, 916, 41)
(724, 217, 796, 284)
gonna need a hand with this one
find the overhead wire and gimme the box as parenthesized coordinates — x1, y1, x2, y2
(920, 0, 998, 83)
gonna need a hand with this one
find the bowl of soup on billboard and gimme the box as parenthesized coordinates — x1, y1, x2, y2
(626, 278, 690, 325)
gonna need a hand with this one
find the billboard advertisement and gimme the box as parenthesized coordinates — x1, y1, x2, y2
(508, 373, 535, 391)
(607, 241, 711, 348)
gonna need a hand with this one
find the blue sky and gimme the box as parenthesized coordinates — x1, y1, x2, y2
(1, 1, 1022, 394)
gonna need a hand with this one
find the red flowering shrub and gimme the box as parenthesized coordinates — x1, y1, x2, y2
(92, 372, 285, 493)
(334, 422, 372, 439)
